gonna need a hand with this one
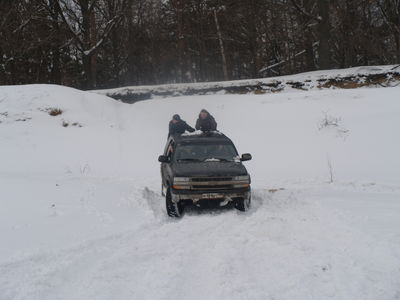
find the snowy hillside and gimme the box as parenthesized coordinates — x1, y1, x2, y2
(94, 65, 400, 103)
(1, 83, 400, 300)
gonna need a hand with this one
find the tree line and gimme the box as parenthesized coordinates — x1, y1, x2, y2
(1, 0, 399, 90)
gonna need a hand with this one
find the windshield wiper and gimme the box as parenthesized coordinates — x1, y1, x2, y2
(177, 158, 202, 162)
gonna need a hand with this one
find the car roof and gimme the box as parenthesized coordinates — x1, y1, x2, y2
(170, 131, 233, 144)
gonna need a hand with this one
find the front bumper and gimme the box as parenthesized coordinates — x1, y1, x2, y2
(171, 187, 251, 204)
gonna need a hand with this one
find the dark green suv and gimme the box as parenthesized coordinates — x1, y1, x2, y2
(158, 132, 252, 217)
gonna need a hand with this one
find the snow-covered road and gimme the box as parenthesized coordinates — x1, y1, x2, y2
(1, 79, 400, 299)
(2, 177, 399, 300)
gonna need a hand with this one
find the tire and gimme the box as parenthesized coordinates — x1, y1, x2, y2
(235, 195, 251, 212)
(166, 188, 184, 218)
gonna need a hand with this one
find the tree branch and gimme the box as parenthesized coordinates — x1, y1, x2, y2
(377, 1, 400, 34)
(289, 0, 322, 22)
(83, 14, 123, 56)
(54, 0, 84, 49)
(259, 42, 320, 73)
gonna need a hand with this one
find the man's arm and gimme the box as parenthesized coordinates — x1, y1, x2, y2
(195, 119, 201, 130)
(184, 122, 195, 132)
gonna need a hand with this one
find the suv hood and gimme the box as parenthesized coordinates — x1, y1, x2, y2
(171, 162, 248, 177)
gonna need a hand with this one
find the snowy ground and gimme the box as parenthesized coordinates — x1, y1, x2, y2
(0, 82, 400, 299)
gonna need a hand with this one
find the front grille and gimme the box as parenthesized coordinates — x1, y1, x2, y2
(192, 184, 233, 190)
(191, 177, 233, 182)
(188, 177, 235, 190)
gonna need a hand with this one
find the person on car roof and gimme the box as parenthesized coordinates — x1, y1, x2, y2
(195, 109, 217, 132)
(169, 114, 195, 137)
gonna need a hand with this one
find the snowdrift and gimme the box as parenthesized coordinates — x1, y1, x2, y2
(94, 65, 400, 103)
(1, 81, 400, 300)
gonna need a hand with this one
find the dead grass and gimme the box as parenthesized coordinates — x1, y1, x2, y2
(317, 73, 400, 89)
(48, 108, 63, 116)
(268, 188, 285, 193)
(16, 117, 32, 122)
(319, 80, 368, 89)
(62, 120, 82, 128)
(254, 89, 266, 94)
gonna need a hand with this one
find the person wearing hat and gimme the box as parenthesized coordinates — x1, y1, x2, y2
(195, 109, 217, 132)
(168, 114, 195, 137)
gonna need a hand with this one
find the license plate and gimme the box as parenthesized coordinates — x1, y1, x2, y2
(202, 193, 223, 199)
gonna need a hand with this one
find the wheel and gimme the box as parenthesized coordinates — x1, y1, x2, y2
(166, 188, 184, 217)
(235, 195, 251, 212)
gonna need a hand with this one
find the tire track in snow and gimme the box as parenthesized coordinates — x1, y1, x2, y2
(1, 187, 400, 300)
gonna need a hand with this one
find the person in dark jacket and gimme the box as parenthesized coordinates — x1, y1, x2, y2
(195, 109, 217, 132)
(169, 114, 195, 137)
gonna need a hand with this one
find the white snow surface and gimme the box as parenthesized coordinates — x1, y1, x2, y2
(1, 82, 400, 300)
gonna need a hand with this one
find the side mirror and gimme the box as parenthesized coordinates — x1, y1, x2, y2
(158, 155, 170, 163)
(241, 153, 252, 162)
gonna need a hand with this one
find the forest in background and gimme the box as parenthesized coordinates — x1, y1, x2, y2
(1, 0, 399, 90)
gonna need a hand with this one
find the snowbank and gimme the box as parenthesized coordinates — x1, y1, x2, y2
(1, 82, 400, 299)
(93, 65, 400, 103)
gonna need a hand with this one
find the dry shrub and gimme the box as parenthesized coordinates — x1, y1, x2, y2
(48, 108, 63, 116)
(319, 80, 367, 89)
(392, 74, 400, 81)
(318, 112, 341, 130)
(16, 117, 31, 122)
(268, 188, 285, 193)
(62, 121, 82, 128)
(254, 89, 266, 94)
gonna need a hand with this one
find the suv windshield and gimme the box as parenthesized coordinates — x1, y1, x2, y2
(174, 143, 238, 162)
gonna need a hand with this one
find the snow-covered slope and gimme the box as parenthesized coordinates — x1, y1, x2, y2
(1, 83, 400, 300)
(94, 65, 400, 102)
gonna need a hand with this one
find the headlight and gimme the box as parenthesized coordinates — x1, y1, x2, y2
(233, 175, 250, 183)
(173, 177, 191, 189)
(173, 177, 190, 183)
(233, 184, 250, 188)
(233, 175, 250, 188)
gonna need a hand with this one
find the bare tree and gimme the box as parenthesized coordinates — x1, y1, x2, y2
(1, 0, 398, 88)
(289, 0, 333, 69)
(54, 0, 125, 88)
(378, 0, 400, 60)
(213, 9, 229, 80)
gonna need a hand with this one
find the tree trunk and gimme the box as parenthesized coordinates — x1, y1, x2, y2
(175, 0, 186, 82)
(395, 33, 400, 63)
(213, 9, 229, 81)
(48, 0, 61, 84)
(90, 11, 97, 88)
(304, 29, 315, 71)
(302, 0, 316, 71)
(81, 1, 94, 89)
(344, 0, 357, 67)
(317, 0, 332, 69)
